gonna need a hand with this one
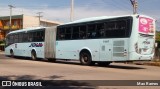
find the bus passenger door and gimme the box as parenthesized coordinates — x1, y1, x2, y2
(100, 40, 112, 61)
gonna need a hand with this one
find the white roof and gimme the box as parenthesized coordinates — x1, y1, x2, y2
(61, 14, 155, 26)
(8, 27, 46, 35)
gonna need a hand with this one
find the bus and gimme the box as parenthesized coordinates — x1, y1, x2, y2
(5, 27, 47, 60)
(5, 14, 156, 66)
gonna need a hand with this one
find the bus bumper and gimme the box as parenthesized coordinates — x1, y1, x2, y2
(138, 56, 153, 60)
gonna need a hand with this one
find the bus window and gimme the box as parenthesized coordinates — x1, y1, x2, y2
(57, 28, 65, 40)
(6, 35, 10, 46)
(36, 31, 45, 42)
(23, 33, 28, 42)
(87, 24, 96, 38)
(116, 20, 127, 37)
(72, 26, 79, 39)
(65, 27, 72, 40)
(79, 25, 87, 39)
(96, 23, 105, 38)
(28, 32, 33, 42)
(14, 34, 19, 43)
(18, 33, 23, 43)
(105, 19, 128, 38)
(40, 30, 45, 41)
(10, 34, 14, 44)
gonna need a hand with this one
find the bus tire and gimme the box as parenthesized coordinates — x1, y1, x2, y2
(98, 62, 111, 66)
(31, 50, 37, 60)
(10, 49, 14, 58)
(48, 58, 56, 62)
(80, 52, 93, 66)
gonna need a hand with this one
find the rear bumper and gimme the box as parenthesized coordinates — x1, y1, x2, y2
(138, 55, 153, 60)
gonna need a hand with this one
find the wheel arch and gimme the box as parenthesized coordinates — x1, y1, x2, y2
(79, 48, 92, 60)
(31, 48, 37, 54)
(10, 49, 14, 56)
(31, 48, 38, 60)
(10, 49, 14, 53)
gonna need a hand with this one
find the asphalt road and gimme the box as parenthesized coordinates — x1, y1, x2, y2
(0, 52, 160, 89)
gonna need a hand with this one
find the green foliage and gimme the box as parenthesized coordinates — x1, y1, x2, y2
(156, 31, 160, 42)
(0, 40, 5, 46)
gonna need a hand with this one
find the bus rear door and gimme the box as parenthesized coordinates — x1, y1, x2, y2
(100, 40, 112, 61)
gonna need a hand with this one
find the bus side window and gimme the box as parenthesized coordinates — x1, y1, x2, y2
(10, 35, 14, 44)
(6, 35, 10, 46)
(96, 23, 105, 38)
(79, 25, 87, 39)
(28, 32, 33, 42)
(65, 27, 72, 40)
(87, 24, 96, 38)
(105, 21, 116, 38)
(72, 26, 79, 39)
(19, 33, 23, 43)
(36, 31, 44, 42)
(57, 28, 65, 40)
(23, 33, 28, 42)
(14, 34, 19, 43)
(41, 30, 45, 41)
(33, 32, 37, 42)
(116, 20, 126, 37)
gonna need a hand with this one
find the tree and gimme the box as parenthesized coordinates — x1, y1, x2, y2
(156, 31, 160, 42)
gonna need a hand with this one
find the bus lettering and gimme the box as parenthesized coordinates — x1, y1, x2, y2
(29, 43, 43, 47)
(103, 40, 109, 43)
(143, 41, 150, 45)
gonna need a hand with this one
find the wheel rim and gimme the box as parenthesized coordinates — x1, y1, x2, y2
(10, 50, 14, 57)
(80, 53, 91, 65)
(31, 52, 36, 60)
(83, 56, 88, 63)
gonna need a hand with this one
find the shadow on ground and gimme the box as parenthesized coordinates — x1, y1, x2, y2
(2, 54, 145, 70)
(47, 60, 146, 70)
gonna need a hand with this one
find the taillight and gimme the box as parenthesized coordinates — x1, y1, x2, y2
(135, 42, 139, 53)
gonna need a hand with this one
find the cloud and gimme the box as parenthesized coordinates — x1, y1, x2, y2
(0, 6, 159, 23)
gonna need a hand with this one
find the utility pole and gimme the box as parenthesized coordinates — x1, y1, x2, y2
(8, 5, 15, 32)
(37, 12, 43, 26)
(70, 0, 74, 22)
(130, 0, 138, 14)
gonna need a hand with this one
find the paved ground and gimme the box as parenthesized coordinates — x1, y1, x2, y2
(0, 52, 160, 89)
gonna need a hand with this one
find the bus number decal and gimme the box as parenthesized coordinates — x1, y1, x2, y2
(29, 43, 43, 47)
(103, 40, 109, 43)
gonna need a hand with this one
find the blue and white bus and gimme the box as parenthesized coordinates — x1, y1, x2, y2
(5, 14, 156, 66)
(5, 27, 46, 60)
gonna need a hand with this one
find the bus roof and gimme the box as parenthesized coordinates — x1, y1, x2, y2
(60, 14, 155, 26)
(7, 27, 46, 35)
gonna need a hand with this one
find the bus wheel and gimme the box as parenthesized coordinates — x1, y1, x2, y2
(80, 52, 93, 66)
(10, 50, 14, 58)
(48, 58, 56, 62)
(98, 62, 111, 66)
(31, 51, 37, 60)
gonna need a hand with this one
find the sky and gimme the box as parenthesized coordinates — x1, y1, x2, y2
(0, 0, 159, 29)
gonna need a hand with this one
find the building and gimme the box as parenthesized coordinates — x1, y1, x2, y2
(0, 14, 61, 40)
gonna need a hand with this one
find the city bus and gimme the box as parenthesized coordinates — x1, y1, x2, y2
(5, 14, 156, 66)
(5, 27, 47, 60)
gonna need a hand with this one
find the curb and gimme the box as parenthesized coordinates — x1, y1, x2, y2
(134, 62, 160, 67)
